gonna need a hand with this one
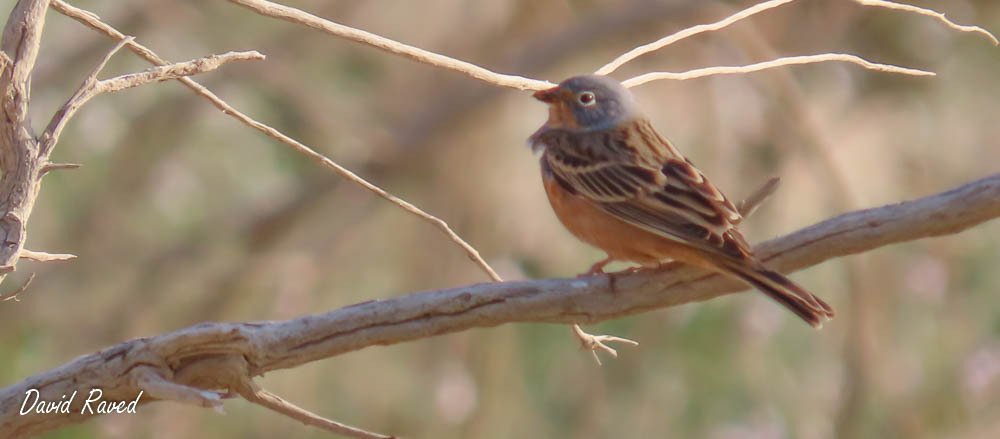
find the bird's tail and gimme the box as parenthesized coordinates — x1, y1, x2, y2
(718, 259, 834, 328)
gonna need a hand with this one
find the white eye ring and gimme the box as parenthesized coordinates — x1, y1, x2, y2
(577, 91, 597, 106)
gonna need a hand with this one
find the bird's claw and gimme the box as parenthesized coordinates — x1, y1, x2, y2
(571, 324, 639, 366)
(579, 257, 613, 277)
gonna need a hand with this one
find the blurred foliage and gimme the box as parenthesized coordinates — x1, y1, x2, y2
(1, 0, 999, 438)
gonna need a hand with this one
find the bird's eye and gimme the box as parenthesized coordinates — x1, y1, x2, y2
(577, 91, 597, 106)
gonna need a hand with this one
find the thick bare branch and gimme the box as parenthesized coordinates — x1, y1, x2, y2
(0, 0, 51, 287)
(2, 172, 997, 438)
(1, 0, 50, 125)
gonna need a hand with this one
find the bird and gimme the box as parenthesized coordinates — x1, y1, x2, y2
(528, 74, 834, 327)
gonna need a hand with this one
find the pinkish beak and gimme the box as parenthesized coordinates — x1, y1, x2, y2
(532, 86, 564, 103)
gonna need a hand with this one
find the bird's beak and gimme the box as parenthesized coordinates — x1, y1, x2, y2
(532, 86, 564, 104)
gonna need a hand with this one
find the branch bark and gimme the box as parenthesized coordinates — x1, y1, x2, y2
(0, 0, 262, 290)
(0, 0, 52, 287)
(1, 172, 997, 438)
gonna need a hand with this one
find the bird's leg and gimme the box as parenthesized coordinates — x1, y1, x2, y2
(570, 324, 639, 366)
(580, 256, 614, 277)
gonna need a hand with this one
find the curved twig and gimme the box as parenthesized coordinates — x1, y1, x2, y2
(623, 53, 933, 87)
(226, 0, 551, 91)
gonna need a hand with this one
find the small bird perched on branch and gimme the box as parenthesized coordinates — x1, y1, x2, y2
(529, 74, 834, 327)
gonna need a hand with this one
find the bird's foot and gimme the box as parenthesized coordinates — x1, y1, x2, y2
(571, 324, 639, 366)
(579, 257, 614, 277)
(578, 258, 645, 293)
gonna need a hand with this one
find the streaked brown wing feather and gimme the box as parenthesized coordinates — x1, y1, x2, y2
(540, 127, 664, 202)
(536, 119, 747, 259)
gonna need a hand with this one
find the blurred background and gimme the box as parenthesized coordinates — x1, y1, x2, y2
(1, 0, 999, 438)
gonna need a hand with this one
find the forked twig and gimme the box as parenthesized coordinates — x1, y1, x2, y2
(0, 272, 34, 302)
(39, 36, 263, 156)
(51, 0, 503, 284)
(572, 324, 639, 366)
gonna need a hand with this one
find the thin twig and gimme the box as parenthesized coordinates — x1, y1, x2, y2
(595, 0, 798, 75)
(226, 0, 550, 91)
(19, 250, 77, 262)
(571, 324, 639, 366)
(237, 378, 395, 439)
(0, 272, 34, 302)
(38, 162, 82, 176)
(623, 53, 934, 87)
(38, 35, 134, 155)
(99, 51, 264, 94)
(51, 0, 503, 284)
(855, 0, 999, 45)
(39, 40, 263, 156)
(737, 177, 781, 218)
(597, 0, 999, 81)
(133, 368, 224, 411)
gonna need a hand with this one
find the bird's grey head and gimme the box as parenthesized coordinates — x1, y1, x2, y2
(533, 74, 638, 131)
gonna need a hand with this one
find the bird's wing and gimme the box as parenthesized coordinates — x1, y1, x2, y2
(538, 121, 747, 259)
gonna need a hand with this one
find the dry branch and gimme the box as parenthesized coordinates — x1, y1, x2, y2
(2, 172, 998, 438)
(236, 377, 395, 439)
(39, 39, 265, 156)
(596, 0, 798, 75)
(18, 250, 76, 262)
(0, 0, 262, 291)
(3, 0, 996, 437)
(51, 0, 504, 286)
(226, 0, 551, 91)
(622, 53, 933, 87)
(599, 0, 997, 76)
(0, 272, 34, 302)
(854, 0, 998, 45)
(0, 0, 51, 289)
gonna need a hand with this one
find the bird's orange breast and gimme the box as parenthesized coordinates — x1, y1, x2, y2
(542, 168, 712, 269)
